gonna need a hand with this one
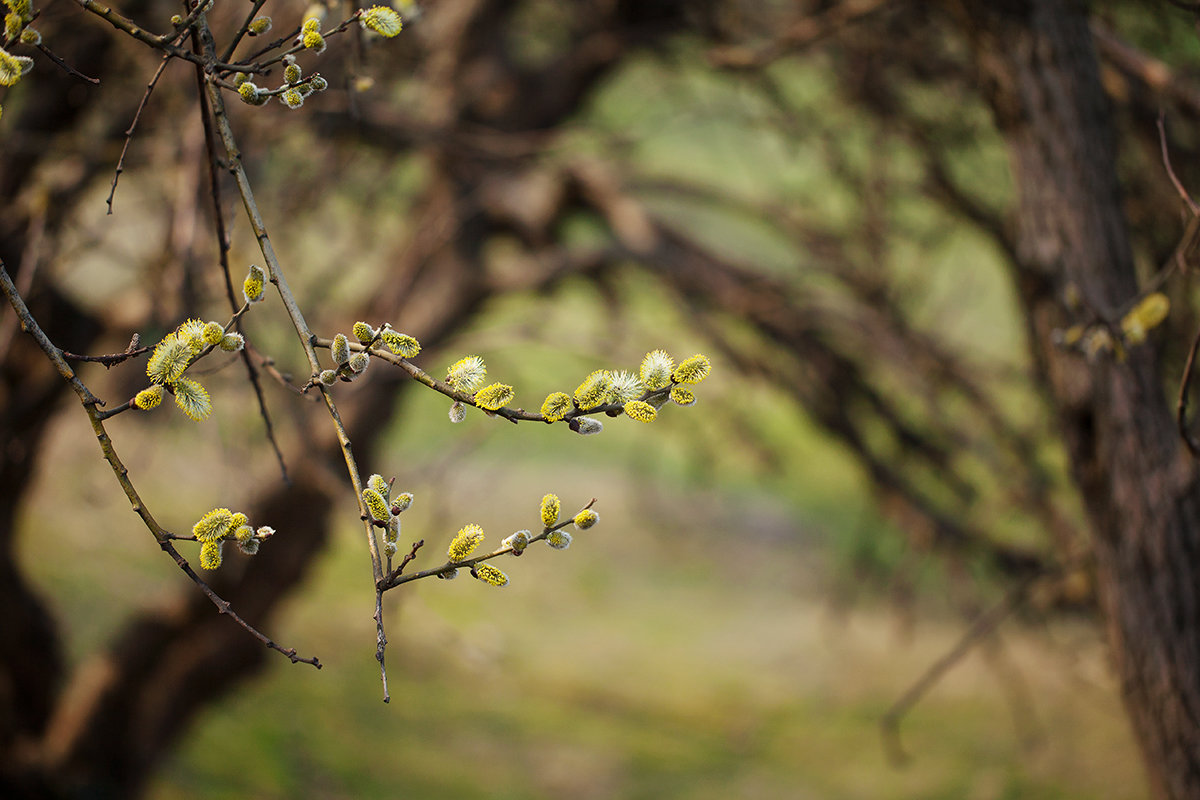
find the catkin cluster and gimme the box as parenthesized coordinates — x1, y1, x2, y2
(191, 507, 276, 569)
(1055, 291, 1172, 362)
(362, 473, 414, 559)
(435, 493, 601, 588)
(236, 53, 330, 110)
(317, 320, 421, 386)
(135, 318, 245, 421)
(444, 349, 713, 433)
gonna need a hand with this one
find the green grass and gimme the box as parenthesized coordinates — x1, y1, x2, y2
(128, 461, 1146, 800)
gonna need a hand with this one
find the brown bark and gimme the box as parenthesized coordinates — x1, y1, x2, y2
(962, 1, 1200, 796)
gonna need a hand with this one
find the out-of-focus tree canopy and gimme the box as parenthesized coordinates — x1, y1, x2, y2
(5, 0, 1200, 797)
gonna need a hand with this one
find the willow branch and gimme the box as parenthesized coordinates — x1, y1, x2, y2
(72, 0, 202, 64)
(1178, 320, 1200, 457)
(249, 12, 364, 73)
(0, 262, 319, 667)
(197, 16, 387, 692)
(1157, 112, 1199, 215)
(62, 335, 148, 366)
(311, 337, 675, 425)
(383, 500, 596, 589)
(219, 0, 271, 63)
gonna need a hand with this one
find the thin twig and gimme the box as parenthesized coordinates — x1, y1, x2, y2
(95, 399, 135, 421)
(1178, 322, 1200, 457)
(61, 342, 149, 367)
(247, 344, 310, 395)
(880, 567, 1048, 765)
(374, 584, 389, 702)
(106, 18, 197, 214)
(35, 42, 100, 83)
(391, 539, 424, 579)
(219, 0, 270, 63)
(1157, 111, 1199, 215)
(234, 25, 302, 68)
(106, 53, 174, 214)
(0, 202, 47, 356)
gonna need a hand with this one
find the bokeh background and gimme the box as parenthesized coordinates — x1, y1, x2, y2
(6, 1, 1198, 797)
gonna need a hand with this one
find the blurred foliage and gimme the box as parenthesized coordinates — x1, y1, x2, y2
(13, 0, 1195, 796)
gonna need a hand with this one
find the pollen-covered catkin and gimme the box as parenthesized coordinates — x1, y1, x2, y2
(360, 5, 403, 37)
(672, 354, 712, 384)
(540, 392, 572, 421)
(380, 328, 420, 357)
(362, 488, 390, 522)
(135, 385, 165, 410)
(474, 563, 508, 587)
(640, 350, 675, 390)
(448, 523, 485, 561)
(474, 383, 514, 411)
(574, 370, 612, 410)
(502, 530, 531, 553)
(243, 264, 266, 303)
(331, 333, 351, 366)
(546, 530, 572, 550)
(173, 378, 213, 421)
(540, 494, 560, 528)
(623, 400, 657, 422)
(447, 356, 487, 391)
(353, 321, 376, 344)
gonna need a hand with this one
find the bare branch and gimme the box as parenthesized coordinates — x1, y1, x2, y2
(106, 53, 174, 214)
(34, 42, 100, 84)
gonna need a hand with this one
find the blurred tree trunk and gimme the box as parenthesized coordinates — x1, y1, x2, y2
(962, 1, 1200, 796)
(0, 0, 152, 778)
